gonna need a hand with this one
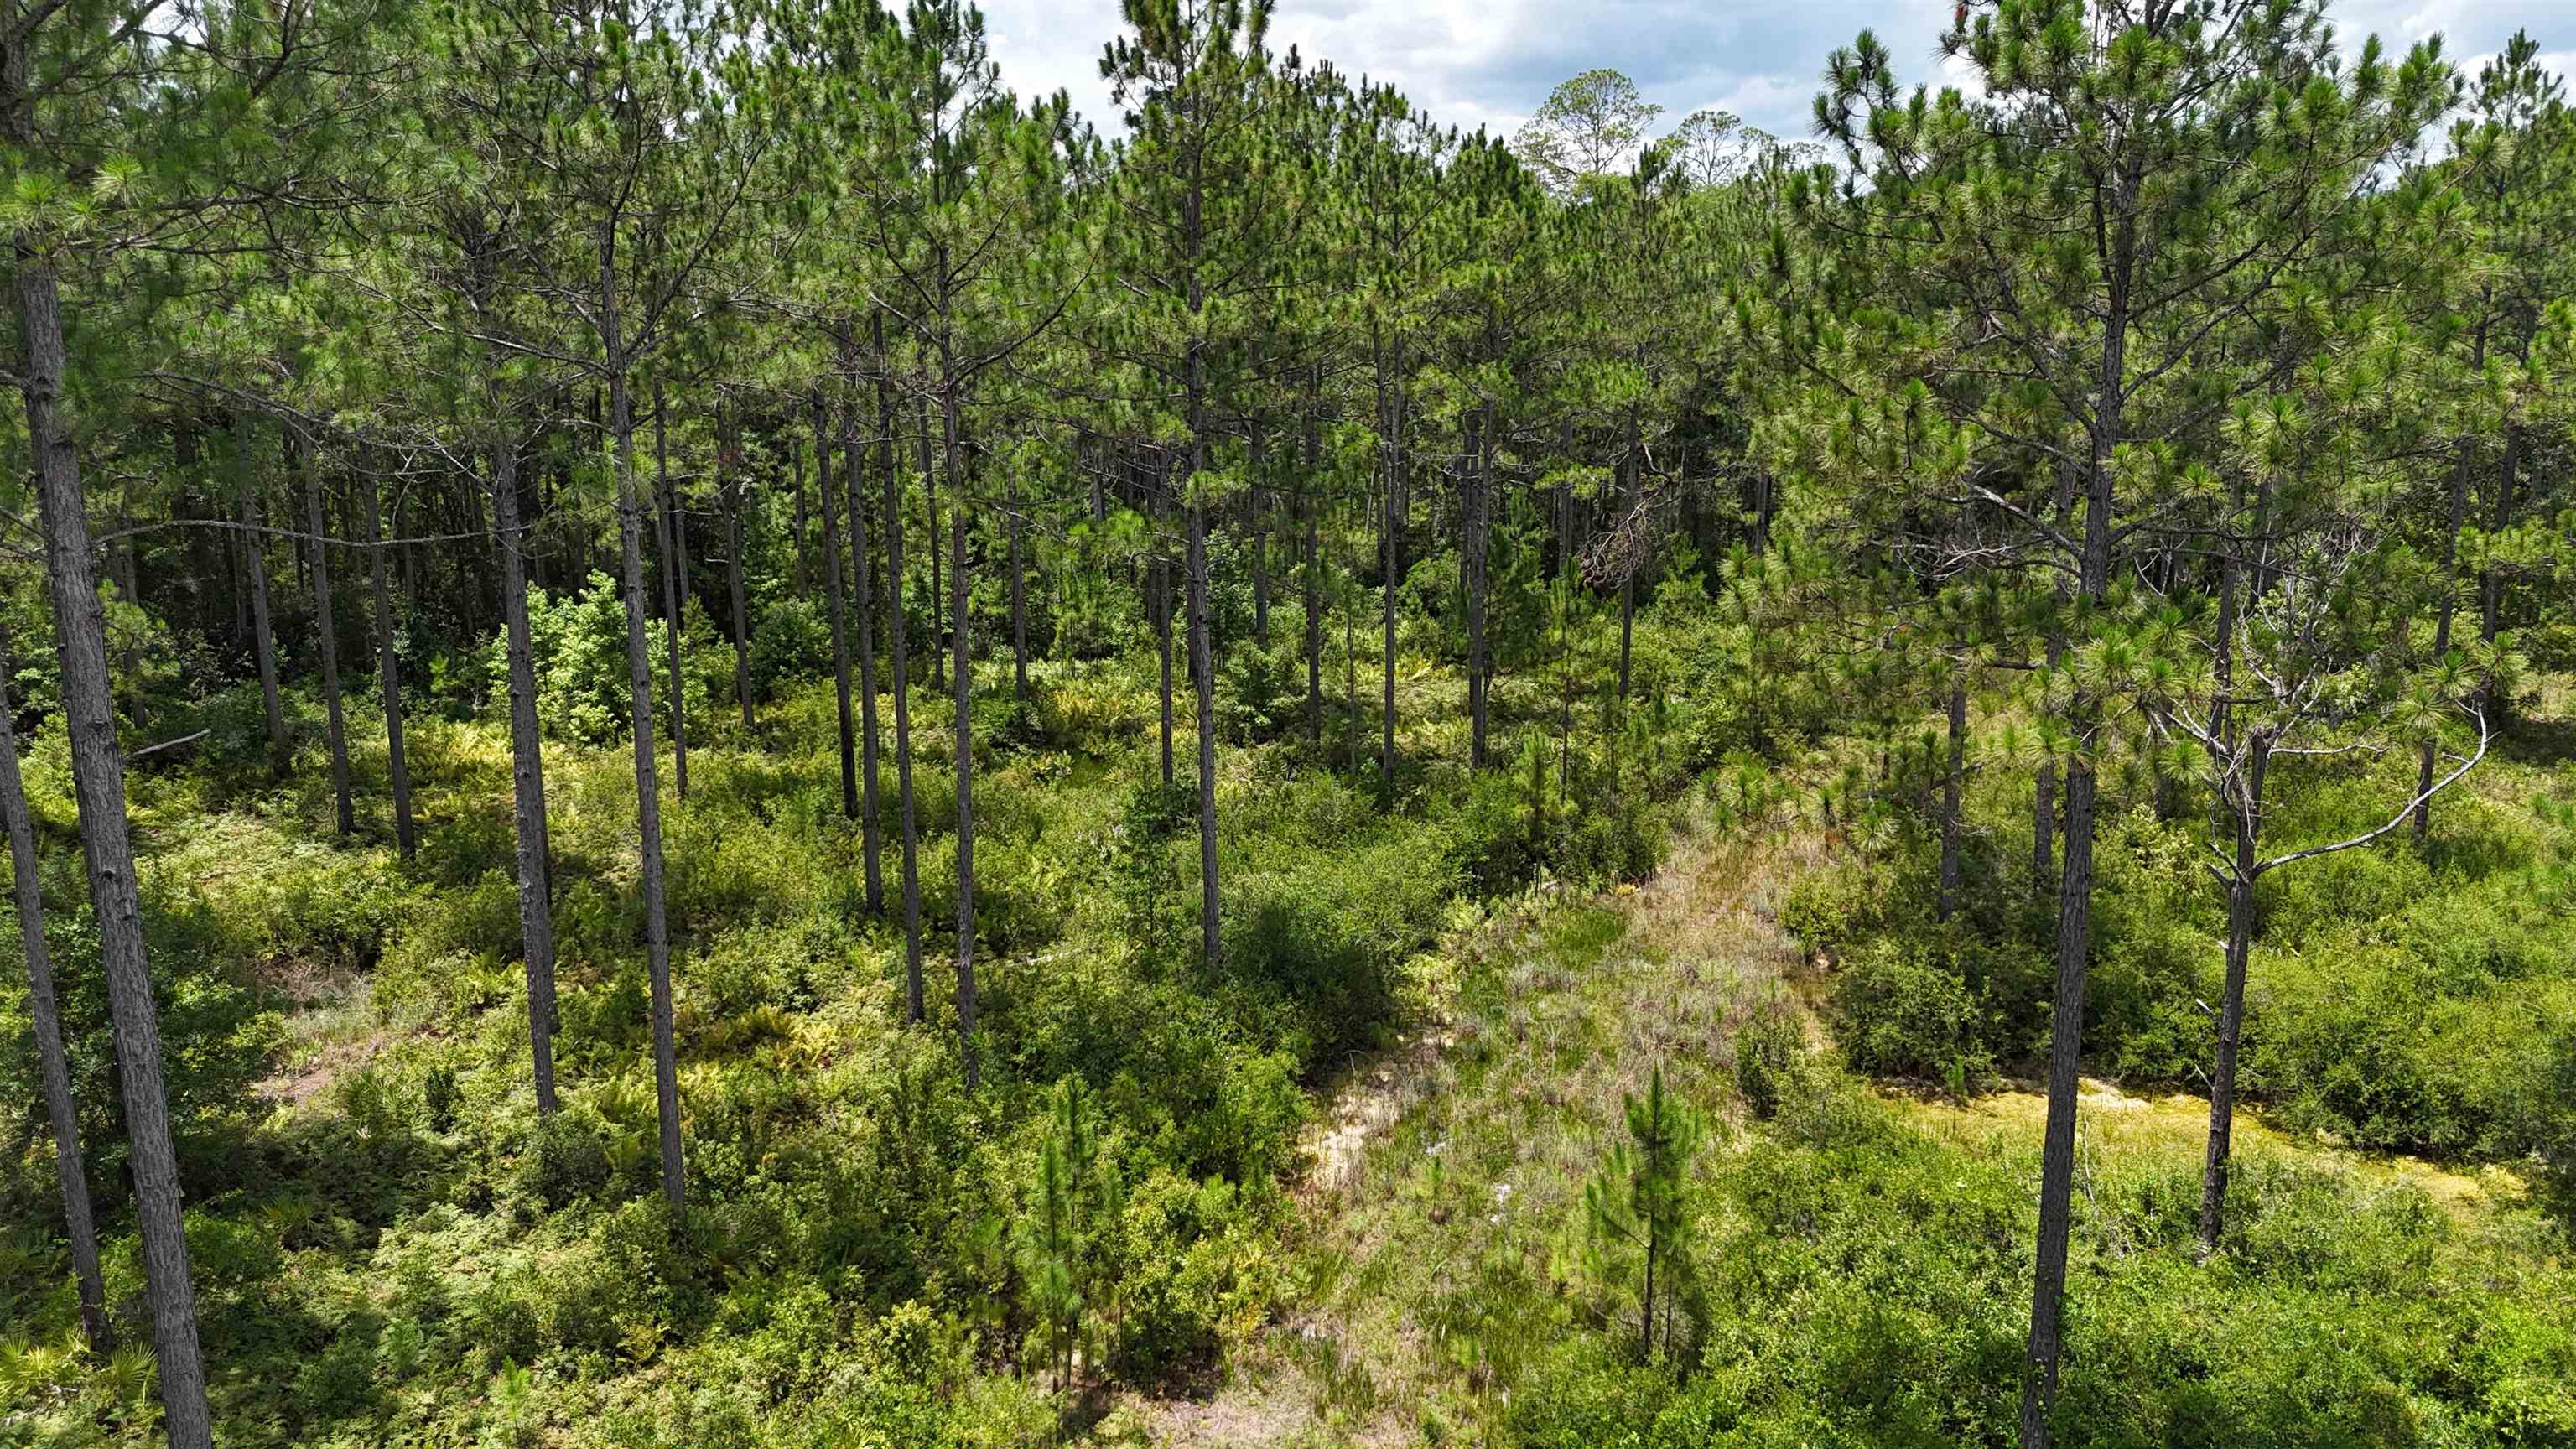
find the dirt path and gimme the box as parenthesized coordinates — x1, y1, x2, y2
(1098, 812, 1821, 1446)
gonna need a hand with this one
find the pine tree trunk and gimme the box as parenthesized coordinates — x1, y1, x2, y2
(491, 434, 560, 1115)
(1380, 400, 1400, 812)
(603, 237, 684, 1216)
(943, 372, 979, 1090)
(844, 402, 884, 915)
(2020, 222, 2132, 1446)
(818, 403, 860, 820)
(1007, 470, 1031, 705)
(723, 408, 753, 730)
(0, 622, 110, 1354)
(924, 394, 947, 693)
(397, 480, 419, 615)
(653, 380, 689, 802)
(360, 475, 416, 858)
(2199, 738, 2266, 1254)
(1938, 680, 1966, 921)
(241, 418, 289, 779)
(2034, 458, 2073, 885)
(2476, 427, 2516, 720)
(1155, 472, 1176, 787)
(1465, 405, 1493, 771)
(2413, 437, 2473, 843)
(1618, 402, 1639, 702)
(885, 402, 926, 1025)
(790, 435, 811, 596)
(1189, 492, 1219, 970)
(1249, 423, 1270, 644)
(1373, 342, 1401, 810)
(1303, 377, 1322, 745)
(302, 434, 355, 838)
(18, 250, 214, 1449)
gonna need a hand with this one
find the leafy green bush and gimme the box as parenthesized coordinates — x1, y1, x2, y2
(520, 1113, 613, 1209)
(485, 573, 715, 744)
(748, 595, 833, 702)
(1830, 939, 1995, 1083)
(1732, 1003, 1805, 1120)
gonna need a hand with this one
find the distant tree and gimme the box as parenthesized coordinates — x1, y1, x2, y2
(1512, 68, 1660, 197)
(1665, 107, 1749, 189)
(1102, 0, 1306, 953)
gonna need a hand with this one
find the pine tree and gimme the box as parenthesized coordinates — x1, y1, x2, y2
(1797, 3, 2453, 1437)
(1584, 1065, 1702, 1363)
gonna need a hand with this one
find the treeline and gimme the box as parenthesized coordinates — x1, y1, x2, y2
(4, 0, 2572, 1444)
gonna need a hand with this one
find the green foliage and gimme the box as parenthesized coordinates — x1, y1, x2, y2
(1584, 1066, 1706, 1363)
(1830, 938, 1995, 1083)
(746, 595, 833, 703)
(485, 574, 714, 745)
(1732, 1002, 1805, 1121)
(520, 1113, 612, 1209)
(1509, 1105, 2576, 1449)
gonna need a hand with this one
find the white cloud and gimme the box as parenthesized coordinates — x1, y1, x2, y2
(982, 0, 2563, 146)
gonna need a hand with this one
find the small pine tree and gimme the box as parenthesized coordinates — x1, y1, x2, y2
(1019, 1077, 1112, 1392)
(1519, 732, 1551, 862)
(1585, 1065, 1704, 1363)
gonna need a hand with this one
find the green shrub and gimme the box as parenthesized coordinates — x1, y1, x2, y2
(749, 595, 834, 701)
(486, 574, 717, 744)
(1732, 1004, 1804, 1121)
(1830, 939, 1994, 1083)
(520, 1114, 613, 1208)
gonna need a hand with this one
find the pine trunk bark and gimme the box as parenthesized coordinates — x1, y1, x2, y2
(844, 399, 884, 915)
(723, 408, 753, 730)
(602, 234, 684, 1216)
(790, 436, 810, 596)
(2415, 434, 2475, 844)
(1007, 470, 1031, 704)
(942, 366, 979, 1089)
(2199, 738, 2267, 1254)
(1938, 680, 1966, 921)
(0, 621, 111, 1354)
(1155, 471, 1175, 787)
(1618, 402, 1639, 702)
(2020, 180, 2134, 1447)
(491, 433, 560, 1115)
(886, 387, 926, 1025)
(1303, 374, 1322, 745)
(1377, 349, 1400, 810)
(303, 435, 355, 837)
(652, 381, 689, 802)
(818, 403, 860, 820)
(360, 475, 415, 858)
(242, 425, 289, 780)
(1249, 423, 1270, 644)
(18, 249, 215, 1449)
(1465, 404, 1493, 771)
(925, 394, 946, 693)
(1189, 496, 1218, 968)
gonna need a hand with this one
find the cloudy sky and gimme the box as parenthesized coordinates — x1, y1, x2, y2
(976, 0, 2568, 145)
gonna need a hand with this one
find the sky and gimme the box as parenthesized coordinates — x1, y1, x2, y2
(976, 0, 2572, 147)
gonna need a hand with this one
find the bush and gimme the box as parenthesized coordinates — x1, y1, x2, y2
(748, 595, 834, 703)
(1830, 939, 1995, 1083)
(520, 1114, 613, 1208)
(1733, 1004, 1805, 1120)
(486, 573, 717, 744)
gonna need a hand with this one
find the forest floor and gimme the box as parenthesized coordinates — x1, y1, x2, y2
(1099, 791, 2553, 1446)
(1100, 808, 1813, 1445)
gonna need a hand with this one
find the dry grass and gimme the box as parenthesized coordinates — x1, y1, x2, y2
(1896, 1077, 2524, 1226)
(1099, 808, 1826, 1445)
